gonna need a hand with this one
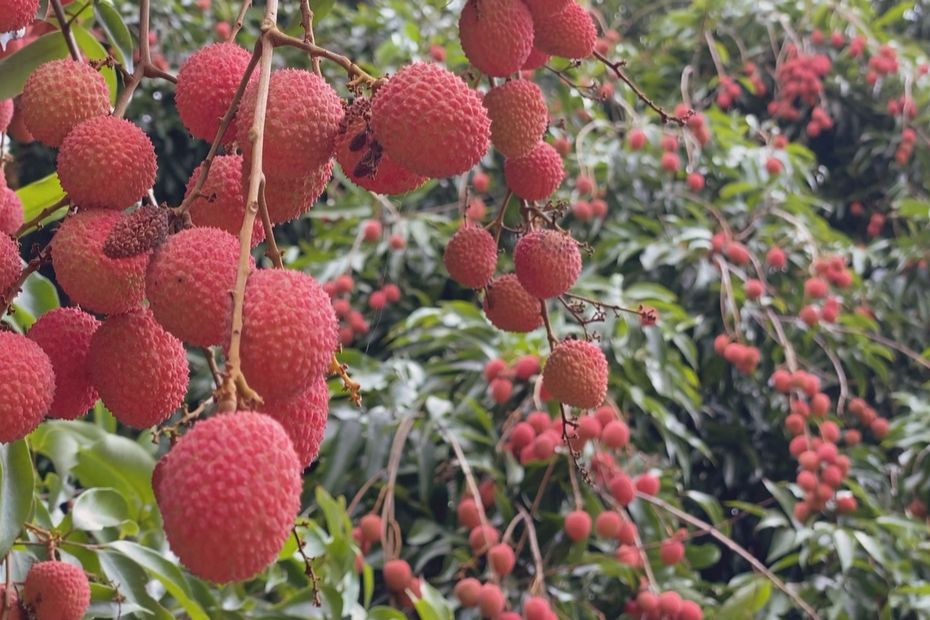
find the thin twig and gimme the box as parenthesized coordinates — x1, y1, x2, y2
(0, 245, 51, 317)
(50, 0, 81, 62)
(257, 177, 283, 268)
(229, 0, 252, 41)
(267, 29, 379, 86)
(15, 197, 70, 238)
(299, 0, 321, 75)
(113, 0, 152, 117)
(593, 51, 689, 125)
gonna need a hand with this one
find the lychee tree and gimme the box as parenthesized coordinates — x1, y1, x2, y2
(1, 0, 929, 618)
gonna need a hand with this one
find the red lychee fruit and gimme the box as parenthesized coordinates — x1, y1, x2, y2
(522, 46, 551, 70)
(0, 186, 24, 236)
(765, 157, 783, 175)
(564, 509, 592, 542)
(609, 472, 635, 505)
(488, 543, 516, 575)
(484, 358, 509, 381)
(472, 170, 491, 193)
(0, 233, 19, 293)
(238, 68, 344, 174)
(469, 524, 500, 554)
(369, 290, 388, 310)
(256, 375, 329, 468)
(185, 154, 264, 246)
(635, 473, 660, 496)
(509, 421, 535, 451)
(483, 273, 544, 333)
(658, 591, 683, 616)
(0, 0, 39, 32)
(57, 116, 157, 209)
(594, 511, 621, 538)
(724, 241, 751, 265)
(686, 172, 705, 191)
(175, 43, 252, 142)
(532, 1, 597, 59)
(617, 519, 637, 544)
(0, 583, 25, 620)
(836, 493, 857, 514)
(660, 151, 681, 172)
(767, 246, 787, 269)
(745, 278, 764, 299)
(0, 331, 55, 443)
(155, 412, 301, 583)
(572, 200, 592, 221)
(147, 227, 250, 347)
(250, 161, 333, 225)
(522, 0, 570, 17)
(523, 596, 552, 620)
(384, 559, 413, 592)
(800, 304, 819, 327)
(239, 269, 338, 399)
(659, 538, 685, 565)
(51, 210, 150, 315)
(362, 219, 382, 242)
(542, 339, 608, 409)
(504, 141, 564, 201)
(371, 63, 490, 178)
(27, 308, 100, 420)
(477, 583, 505, 618)
(804, 277, 829, 299)
(616, 544, 641, 566)
(513, 354, 540, 380)
(600, 419, 629, 448)
(454, 577, 482, 607)
(21, 59, 109, 147)
(429, 43, 447, 62)
(458, 497, 482, 529)
(483, 79, 549, 158)
(88, 309, 188, 429)
(0, 99, 11, 135)
(679, 600, 704, 620)
(335, 100, 426, 195)
(514, 229, 581, 299)
(637, 591, 659, 612)
(870, 416, 889, 439)
(22, 561, 90, 620)
(443, 224, 498, 289)
(359, 513, 383, 545)
(459, 0, 534, 77)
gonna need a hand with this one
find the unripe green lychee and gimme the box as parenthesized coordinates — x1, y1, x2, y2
(542, 339, 608, 408)
(483, 273, 543, 333)
(27, 307, 100, 420)
(483, 79, 549, 158)
(51, 209, 150, 315)
(256, 375, 329, 468)
(88, 309, 188, 429)
(21, 59, 110, 147)
(0, 331, 55, 443)
(154, 412, 302, 583)
(504, 141, 564, 200)
(22, 561, 90, 620)
(185, 154, 264, 246)
(443, 224, 498, 288)
(175, 43, 252, 142)
(147, 226, 251, 346)
(57, 116, 157, 209)
(459, 0, 534, 77)
(514, 229, 581, 298)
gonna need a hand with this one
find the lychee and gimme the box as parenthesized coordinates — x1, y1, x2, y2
(147, 227, 250, 347)
(88, 309, 188, 429)
(594, 511, 621, 538)
(522, 47, 551, 70)
(601, 419, 629, 448)
(57, 116, 157, 209)
(0, 331, 55, 443)
(444, 224, 498, 288)
(245, 159, 333, 224)
(659, 538, 685, 565)
(483, 79, 548, 159)
(335, 100, 426, 195)
(459, 0, 534, 77)
(371, 63, 490, 178)
(457, 497, 482, 529)
(1, 186, 25, 236)
(0, 233, 19, 293)
(0, 99, 11, 134)
(21, 59, 109, 147)
(679, 600, 704, 620)
(238, 68, 344, 174)
(483, 273, 543, 333)
(27, 308, 100, 420)
(532, 1, 597, 59)
(102, 204, 169, 259)
(0, 0, 39, 33)
(513, 354, 540, 380)
(154, 412, 301, 583)
(185, 154, 265, 246)
(256, 375, 329, 468)
(239, 269, 338, 399)
(454, 577, 482, 607)
(564, 509, 592, 542)
(0, 583, 25, 620)
(488, 543, 516, 576)
(522, 0, 570, 17)
(514, 229, 581, 298)
(22, 561, 90, 620)
(175, 43, 253, 142)
(469, 524, 500, 554)
(477, 583, 505, 618)
(359, 513, 383, 544)
(51, 209, 150, 314)
(383, 559, 413, 592)
(542, 339, 608, 408)
(504, 141, 564, 200)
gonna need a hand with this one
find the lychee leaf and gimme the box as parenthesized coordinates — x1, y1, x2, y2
(93, 0, 134, 75)
(110, 541, 209, 620)
(14, 173, 65, 226)
(0, 440, 35, 557)
(71, 487, 130, 531)
(310, 0, 336, 22)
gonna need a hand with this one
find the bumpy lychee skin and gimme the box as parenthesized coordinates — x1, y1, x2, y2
(0, 584, 25, 620)
(459, 0, 534, 77)
(186, 154, 264, 246)
(504, 142, 565, 200)
(147, 227, 251, 347)
(154, 412, 302, 583)
(257, 375, 329, 468)
(175, 43, 252, 142)
(533, 1, 598, 59)
(1, 187, 25, 235)
(0, 233, 19, 293)
(21, 60, 110, 147)
(484, 80, 548, 158)
(0, 0, 38, 32)
(0, 99, 12, 134)
(335, 100, 426, 195)
(542, 339, 608, 409)
(52, 209, 150, 315)
(514, 229, 581, 298)
(483, 273, 543, 333)
(27, 308, 100, 420)
(444, 224, 498, 288)
(371, 63, 490, 178)
(87, 309, 188, 429)
(238, 68, 344, 174)
(57, 116, 157, 209)
(522, 0, 570, 17)
(239, 269, 339, 399)
(22, 561, 90, 620)
(243, 159, 333, 225)
(0, 332, 55, 443)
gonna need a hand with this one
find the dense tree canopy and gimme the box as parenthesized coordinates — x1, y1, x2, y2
(0, 0, 929, 618)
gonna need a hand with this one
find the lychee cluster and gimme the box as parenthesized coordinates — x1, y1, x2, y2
(768, 47, 832, 123)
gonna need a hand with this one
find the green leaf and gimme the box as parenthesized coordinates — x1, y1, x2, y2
(413, 580, 453, 620)
(0, 440, 35, 556)
(71, 488, 130, 531)
(718, 578, 772, 619)
(834, 529, 857, 573)
(72, 25, 118, 103)
(110, 541, 209, 620)
(11, 270, 60, 329)
(15, 173, 66, 225)
(367, 607, 407, 620)
(93, 0, 134, 74)
(310, 0, 336, 21)
(73, 435, 156, 511)
(315, 485, 351, 539)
